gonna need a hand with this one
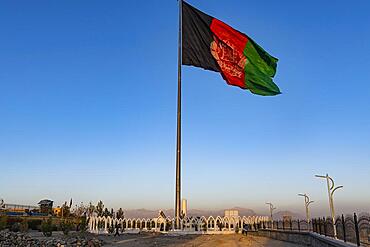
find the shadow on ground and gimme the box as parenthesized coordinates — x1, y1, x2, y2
(99, 233, 306, 247)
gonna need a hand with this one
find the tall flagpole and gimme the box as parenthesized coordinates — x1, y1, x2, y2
(175, 0, 183, 229)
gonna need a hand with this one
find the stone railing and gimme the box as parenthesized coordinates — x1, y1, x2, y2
(249, 229, 360, 247)
(88, 215, 269, 234)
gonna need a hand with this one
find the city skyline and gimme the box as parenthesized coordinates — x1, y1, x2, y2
(1, 0, 370, 219)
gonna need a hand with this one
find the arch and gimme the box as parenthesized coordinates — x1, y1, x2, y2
(215, 216, 223, 231)
(136, 219, 141, 229)
(190, 217, 197, 231)
(141, 219, 146, 229)
(200, 216, 207, 232)
(207, 216, 215, 229)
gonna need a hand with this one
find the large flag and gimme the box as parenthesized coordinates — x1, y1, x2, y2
(182, 1, 281, 96)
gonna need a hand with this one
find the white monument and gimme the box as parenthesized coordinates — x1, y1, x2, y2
(181, 199, 187, 217)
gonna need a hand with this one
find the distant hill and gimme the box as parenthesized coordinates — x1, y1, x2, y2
(124, 207, 257, 218)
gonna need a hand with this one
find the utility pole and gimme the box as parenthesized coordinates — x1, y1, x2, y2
(298, 193, 314, 230)
(315, 174, 343, 239)
(266, 202, 276, 227)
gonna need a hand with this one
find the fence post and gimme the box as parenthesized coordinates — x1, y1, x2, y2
(283, 220, 285, 230)
(342, 214, 346, 242)
(323, 217, 327, 236)
(290, 219, 292, 231)
(319, 218, 322, 235)
(354, 213, 360, 247)
(298, 220, 300, 232)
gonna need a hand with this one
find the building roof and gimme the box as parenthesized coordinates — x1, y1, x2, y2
(38, 199, 53, 205)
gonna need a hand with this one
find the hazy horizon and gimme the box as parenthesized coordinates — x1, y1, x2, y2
(1, 0, 370, 218)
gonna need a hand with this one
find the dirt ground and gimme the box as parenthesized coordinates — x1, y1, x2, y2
(99, 233, 306, 247)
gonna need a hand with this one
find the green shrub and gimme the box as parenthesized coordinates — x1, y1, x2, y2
(79, 216, 88, 233)
(11, 223, 21, 232)
(7, 217, 22, 229)
(41, 218, 53, 237)
(108, 224, 114, 234)
(20, 220, 29, 232)
(60, 219, 73, 235)
(28, 219, 42, 230)
(0, 216, 7, 230)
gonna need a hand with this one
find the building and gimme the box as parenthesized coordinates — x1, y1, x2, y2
(0, 199, 39, 216)
(283, 215, 292, 222)
(181, 199, 188, 217)
(224, 209, 239, 218)
(53, 207, 62, 217)
(38, 199, 53, 215)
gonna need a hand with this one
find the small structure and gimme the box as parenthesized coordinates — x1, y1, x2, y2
(283, 215, 292, 223)
(1, 198, 38, 214)
(181, 199, 188, 217)
(224, 209, 239, 218)
(38, 199, 53, 215)
(53, 207, 62, 217)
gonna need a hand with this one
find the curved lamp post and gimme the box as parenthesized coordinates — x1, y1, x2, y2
(315, 174, 343, 239)
(266, 202, 277, 227)
(298, 193, 314, 230)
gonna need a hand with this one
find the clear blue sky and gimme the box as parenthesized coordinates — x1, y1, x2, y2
(1, 0, 370, 217)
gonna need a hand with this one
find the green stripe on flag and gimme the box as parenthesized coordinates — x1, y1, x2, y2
(243, 40, 280, 96)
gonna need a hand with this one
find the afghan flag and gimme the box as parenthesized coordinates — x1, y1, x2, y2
(182, 1, 281, 96)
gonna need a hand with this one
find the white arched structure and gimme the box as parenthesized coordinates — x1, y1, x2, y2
(88, 214, 269, 234)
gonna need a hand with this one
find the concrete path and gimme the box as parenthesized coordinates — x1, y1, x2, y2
(100, 233, 306, 247)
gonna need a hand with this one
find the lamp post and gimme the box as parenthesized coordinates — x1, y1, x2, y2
(315, 174, 343, 239)
(298, 193, 314, 230)
(266, 202, 276, 227)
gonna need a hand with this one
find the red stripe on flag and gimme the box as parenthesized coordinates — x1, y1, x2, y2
(210, 19, 249, 89)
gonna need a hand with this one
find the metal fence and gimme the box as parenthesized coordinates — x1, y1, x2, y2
(260, 213, 370, 247)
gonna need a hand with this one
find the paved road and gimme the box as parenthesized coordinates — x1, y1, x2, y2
(100, 233, 305, 247)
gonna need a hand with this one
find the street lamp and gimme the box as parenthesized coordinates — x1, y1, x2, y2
(266, 202, 276, 226)
(298, 193, 314, 230)
(315, 174, 343, 239)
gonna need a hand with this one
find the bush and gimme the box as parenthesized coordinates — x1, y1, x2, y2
(79, 216, 88, 233)
(60, 219, 73, 235)
(0, 216, 7, 230)
(108, 224, 114, 234)
(41, 218, 53, 237)
(11, 222, 21, 232)
(28, 219, 42, 230)
(20, 220, 29, 232)
(7, 217, 22, 229)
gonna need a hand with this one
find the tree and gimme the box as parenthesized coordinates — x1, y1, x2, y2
(103, 208, 110, 217)
(79, 215, 89, 233)
(41, 218, 53, 237)
(61, 203, 71, 218)
(87, 202, 95, 217)
(116, 208, 124, 219)
(72, 202, 87, 218)
(96, 200, 104, 217)
(60, 219, 73, 235)
(0, 216, 7, 230)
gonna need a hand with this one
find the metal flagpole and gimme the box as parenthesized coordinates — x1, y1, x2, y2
(175, 0, 183, 229)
